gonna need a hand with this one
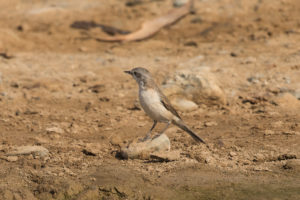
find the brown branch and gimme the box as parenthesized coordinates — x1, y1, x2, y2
(96, 0, 194, 42)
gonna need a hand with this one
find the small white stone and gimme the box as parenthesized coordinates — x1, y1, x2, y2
(229, 151, 237, 157)
(282, 131, 299, 136)
(173, 0, 188, 7)
(171, 98, 198, 111)
(46, 127, 64, 134)
(204, 121, 218, 127)
(253, 166, 271, 171)
(5, 156, 18, 162)
(264, 130, 275, 136)
(272, 121, 283, 128)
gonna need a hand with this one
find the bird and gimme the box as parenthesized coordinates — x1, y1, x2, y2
(124, 67, 205, 144)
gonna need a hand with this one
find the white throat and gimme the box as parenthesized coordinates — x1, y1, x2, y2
(138, 80, 145, 90)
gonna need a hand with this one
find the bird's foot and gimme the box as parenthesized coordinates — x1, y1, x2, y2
(138, 134, 151, 142)
(151, 133, 163, 140)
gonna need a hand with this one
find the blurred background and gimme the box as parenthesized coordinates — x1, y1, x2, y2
(0, 0, 300, 199)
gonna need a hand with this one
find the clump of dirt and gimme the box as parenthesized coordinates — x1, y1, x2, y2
(0, 0, 300, 199)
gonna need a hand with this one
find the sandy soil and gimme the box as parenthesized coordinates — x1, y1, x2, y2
(0, 0, 300, 199)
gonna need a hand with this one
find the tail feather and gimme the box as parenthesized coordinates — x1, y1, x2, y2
(173, 120, 206, 144)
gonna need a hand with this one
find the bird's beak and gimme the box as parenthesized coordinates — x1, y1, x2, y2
(124, 70, 132, 75)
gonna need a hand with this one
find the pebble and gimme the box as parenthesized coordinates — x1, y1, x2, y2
(241, 57, 256, 64)
(110, 136, 123, 146)
(229, 151, 237, 157)
(204, 121, 218, 127)
(277, 154, 297, 161)
(191, 17, 202, 24)
(104, 127, 112, 131)
(90, 177, 96, 181)
(116, 106, 123, 111)
(46, 127, 64, 134)
(282, 131, 300, 136)
(184, 41, 198, 47)
(171, 98, 198, 111)
(173, 0, 188, 7)
(272, 121, 283, 128)
(78, 46, 88, 52)
(253, 166, 271, 171)
(247, 76, 261, 84)
(253, 153, 265, 162)
(16, 23, 30, 32)
(283, 159, 300, 171)
(82, 149, 96, 156)
(264, 130, 275, 136)
(125, 0, 142, 7)
(64, 167, 76, 176)
(205, 156, 217, 166)
(1, 156, 18, 162)
(242, 160, 251, 165)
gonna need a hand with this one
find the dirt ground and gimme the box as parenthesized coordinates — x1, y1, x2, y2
(0, 0, 300, 199)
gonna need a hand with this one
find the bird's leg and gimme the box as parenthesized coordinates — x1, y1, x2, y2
(140, 120, 157, 142)
(152, 121, 171, 140)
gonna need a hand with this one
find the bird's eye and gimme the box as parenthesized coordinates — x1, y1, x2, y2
(133, 71, 141, 78)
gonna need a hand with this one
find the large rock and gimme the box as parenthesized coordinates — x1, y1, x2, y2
(274, 93, 300, 109)
(162, 66, 226, 105)
(283, 159, 300, 172)
(120, 134, 171, 160)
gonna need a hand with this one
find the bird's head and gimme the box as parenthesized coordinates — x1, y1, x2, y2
(124, 67, 152, 86)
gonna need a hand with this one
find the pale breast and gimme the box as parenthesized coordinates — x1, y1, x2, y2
(139, 89, 172, 122)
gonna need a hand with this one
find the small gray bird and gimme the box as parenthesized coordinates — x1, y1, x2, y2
(124, 67, 205, 144)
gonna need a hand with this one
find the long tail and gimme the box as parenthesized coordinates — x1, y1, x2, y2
(173, 120, 206, 144)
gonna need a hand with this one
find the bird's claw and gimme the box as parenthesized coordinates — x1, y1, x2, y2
(138, 135, 151, 142)
(151, 133, 162, 140)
